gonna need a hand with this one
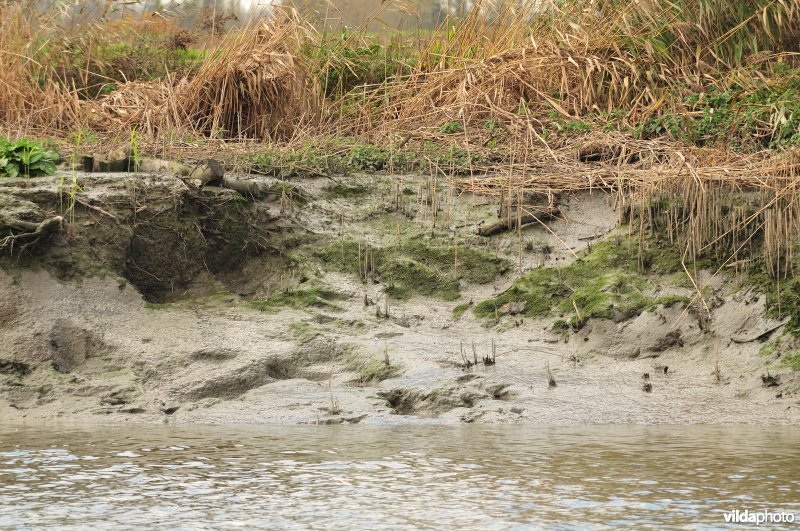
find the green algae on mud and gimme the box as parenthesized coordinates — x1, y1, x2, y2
(251, 287, 347, 313)
(315, 236, 510, 301)
(473, 237, 690, 328)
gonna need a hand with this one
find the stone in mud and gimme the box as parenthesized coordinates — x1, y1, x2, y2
(84, 150, 131, 172)
(49, 319, 106, 373)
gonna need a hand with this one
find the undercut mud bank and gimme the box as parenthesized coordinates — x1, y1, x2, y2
(1, 171, 798, 425)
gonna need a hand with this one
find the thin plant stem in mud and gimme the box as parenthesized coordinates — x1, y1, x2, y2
(713, 323, 722, 385)
(64, 129, 83, 216)
(483, 338, 496, 366)
(129, 129, 141, 173)
(572, 300, 583, 329)
(460, 341, 469, 368)
(328, 371, 340, 416)
(453, 238, 459, 277)
(517, 189, 523, 274)
(546, 361, 557, 389)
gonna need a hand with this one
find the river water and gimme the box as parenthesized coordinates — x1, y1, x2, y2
(1, 424, 798, 529)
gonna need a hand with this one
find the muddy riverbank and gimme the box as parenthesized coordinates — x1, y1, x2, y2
(1, 170, 798, 425)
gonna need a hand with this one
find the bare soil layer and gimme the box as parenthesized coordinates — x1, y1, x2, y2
(0, 171, 798, 425)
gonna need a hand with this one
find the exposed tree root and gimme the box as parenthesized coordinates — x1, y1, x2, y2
(0, 216, 63, 254)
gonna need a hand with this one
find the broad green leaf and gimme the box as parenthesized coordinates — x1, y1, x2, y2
(5, 162, 20, 178)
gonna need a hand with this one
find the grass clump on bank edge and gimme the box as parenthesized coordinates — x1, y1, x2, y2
(473, 237, 687, 328)
(251, 287, 346, 314)
(316, 237, 510, 301)
(312, 33, 412, 98)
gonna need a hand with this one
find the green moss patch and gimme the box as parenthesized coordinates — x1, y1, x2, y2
(452, 303, 470, 319)
(327, 183, 368, 198)
(473, 238, 685, 328)
(316, 237, 510, 301)
(653, 295, 692, 308)
(251, 288, 346, 313)
(357, 358, 402, 383)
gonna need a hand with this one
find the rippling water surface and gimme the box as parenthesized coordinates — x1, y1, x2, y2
(1, 424, 798, 529)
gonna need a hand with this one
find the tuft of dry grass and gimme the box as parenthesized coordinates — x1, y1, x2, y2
(169, 13, 312, 141)
(0, 4, 79, 132)
(82, 11, 311, 141)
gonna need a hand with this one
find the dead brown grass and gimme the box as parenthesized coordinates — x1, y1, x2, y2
(81, 11, 311, 141)
(1, 0, 798, 288)
(0, 5, 79, 132)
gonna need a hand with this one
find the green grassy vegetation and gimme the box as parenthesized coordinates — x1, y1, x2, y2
(355, 358, 402, 383)
(40, 36, 206, 98)
(537, 69, 800, 151)
(251, 287, 346, 313)
(630, 70, 800, 150)
(312, 32, 413, 97)
(785, 353, 800, 371)
(653, 295, 692, 309)
(247, 140, 485, 177)
(0, 139, 59, 177)
(316, 236, 510, 301)
(473, 237, 689, 328)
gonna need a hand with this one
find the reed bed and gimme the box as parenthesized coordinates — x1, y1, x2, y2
(81, 11, 311, 141)
(1, 0, 799, 282)
(0, 6, 80, 131)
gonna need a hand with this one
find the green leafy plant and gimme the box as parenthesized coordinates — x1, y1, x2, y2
(439, 121, 462, 134)
(0, 139, 59, 177)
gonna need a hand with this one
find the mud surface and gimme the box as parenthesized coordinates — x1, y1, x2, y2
(0, 171, 798, 425)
